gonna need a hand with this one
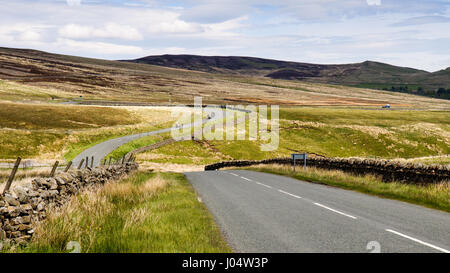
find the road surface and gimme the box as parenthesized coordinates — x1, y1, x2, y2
(185, 170, 450, 253)
(72, 108, 217, 168)
(73, 126, 177, 168)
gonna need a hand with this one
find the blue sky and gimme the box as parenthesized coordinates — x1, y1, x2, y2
(1, 0, 450, 71)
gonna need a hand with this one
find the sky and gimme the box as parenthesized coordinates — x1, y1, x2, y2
(1, 0, 450, 72)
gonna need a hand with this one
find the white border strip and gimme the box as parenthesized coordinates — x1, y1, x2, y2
(256, 182, 273, 189)
(314, 202, 357, 219)
(278, 189, 302, 199)
(385, 229, 450, 253)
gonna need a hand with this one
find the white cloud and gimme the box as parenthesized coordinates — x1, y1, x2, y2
(17, 30, 41, 41)
(149, 19, 202, 34)
(367, 0, 381, 6)
(55, 38, 144, 55)
(59, 23, 143, 40)
(0, 0, 449, 71)
(180, 2, 250, 23)
(0, 24, 47, 42)
(58, 24, 92, 39)
(392, 16, 450, 27)
(66, 0, 81, 6)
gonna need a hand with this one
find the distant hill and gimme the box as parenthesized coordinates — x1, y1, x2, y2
(123, 55, 450, 99)
(1, 46, 449, 109)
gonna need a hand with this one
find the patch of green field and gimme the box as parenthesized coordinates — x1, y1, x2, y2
(278, 123, 449, 158)
(278, 107, 450, 127)
(0, 101, 142, 160)
(9, 171, 231, 253)
(0, 130, 65, 159)
(0, 120, 170, 161)
(210, 140, 287, 160)
(276, 107, 450, 159)
(397, 156, 450, 165)
(0, 80, 73, 102)
(106, 134, 168, 161)
(138, 107, 449, 166)
(242, 165, 450, 212)
(63, 122, 173, 162)
(0, 102, 137, 130)
(137, 140, 228, 165)
(0, 101, 179, 161)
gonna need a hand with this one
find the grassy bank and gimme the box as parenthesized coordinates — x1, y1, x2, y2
(277, 107, 450, 159)
(240, 164, 450, 213)
(0, 102, 182, 161)
(106, 134, 170, 161)
(9, 171, 230, 253)
(136, 107, 449, 168)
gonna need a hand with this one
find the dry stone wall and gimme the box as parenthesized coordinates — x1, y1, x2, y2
(0, 163, 138, 243)
(205, 157, 449, 184)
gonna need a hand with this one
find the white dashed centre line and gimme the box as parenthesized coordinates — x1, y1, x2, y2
(255, 182, 273, 189)
(313, 202, 357, 219)
(278, 190, 302, 199)
(229, 173, 239, 177)
(385, 229, 450, 253)
(240, 176, 252, 181)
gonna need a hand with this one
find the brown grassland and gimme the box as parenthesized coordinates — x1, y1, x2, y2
(1, 47, 450, 109)
(239, 164, 450, 212)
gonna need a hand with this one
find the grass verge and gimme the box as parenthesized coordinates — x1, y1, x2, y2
(9, 171, 231, 253)
(240, 164, 450, 213)
(106, 134, 170, 161)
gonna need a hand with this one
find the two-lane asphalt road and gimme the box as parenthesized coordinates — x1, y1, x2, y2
(185, 170, 450, 253)
(72, 108, 218, 168)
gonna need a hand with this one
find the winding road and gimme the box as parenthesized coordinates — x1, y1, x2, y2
(185, 170, 450, 253)
(72, 108, 215, 168)
(68, 105, 449, 253)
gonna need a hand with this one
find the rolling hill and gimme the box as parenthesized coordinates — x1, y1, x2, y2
(1, 46, 450, 109)
(124, 55, 450, 99)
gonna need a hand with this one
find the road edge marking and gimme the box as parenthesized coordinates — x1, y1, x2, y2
(385, 229, 450, 253)
(313, 202, 357, 219)
(278, 189, 302, 199)
(256, 182, 273, 189)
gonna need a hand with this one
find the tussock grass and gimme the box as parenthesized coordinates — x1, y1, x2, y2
(393, 155, 450, 165)
(137, 140, 229, 165)
(277, 108, 450, 159)
(0, 167, 50, 181)
(0, 167, 55, 192)
(11, 171, 230, 253)
(106, 134, 168, 161)
(2, 48, 450, 109)
(0, 104, 181, 160)
(241, 164, 450, 212)
(0, 101, 136, 130)
(137, 107, 449, 168)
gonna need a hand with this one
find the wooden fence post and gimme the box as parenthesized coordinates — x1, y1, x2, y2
(3, 157, 21, 195)
(64, 161, 73, 172)
(49, 161, 59, 177)
(91, 156, 94, 169)
(77, 158, 85, 169)
(85, 157, 89, 169)
(121, 155, 125, 165)
(108, 157, 112, 166)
